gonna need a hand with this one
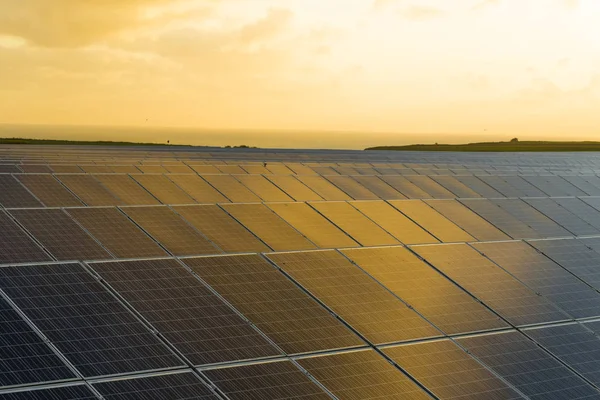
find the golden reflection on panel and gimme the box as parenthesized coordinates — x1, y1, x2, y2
(265, 175, 324, 201)
(202, 175, 262, 203)
(295, 176, 353, 201)
(94, 174, 160, 205)
(131, 175, 196, 205)
(235, 175, 294, 202)
(167, 174, 229, 203)
(55, 174, 121, 206)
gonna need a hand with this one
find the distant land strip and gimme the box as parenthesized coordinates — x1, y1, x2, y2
(366, 140, 600, 152)
(0, 137, 262, 149)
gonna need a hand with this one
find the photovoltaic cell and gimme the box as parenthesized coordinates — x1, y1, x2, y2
(94, 372, 218, 399)
(309, 201, 400, 246)
(0, 263, 182, 377)
(425, 199, 510, 241)
(216, 165, 247, 175)
(0, 175, 43, 208)
(0, 211, 51, 264)
(221, 204, 316, 251)
(183, 255, 364, 354)
(137, 165, 168, 174)
(297, 350, 430, 400)
(265, 175, 323, 201)
(234, 175, 294, 202)
(389, 200, 475, 243)
(241, 165, 271, 175)
(567, 176, 600, 196)
(457, 331, 600, 400)
(431, 175, 483, 198)
(163, 164, 194, 173)
(90, 259, 280, 365)
(294, 176, 352, 201)
(66, 207, 167, 259)
(473, 241, 600, 319)
(525, 324, 600, 387)
(413, 244, 569, 326)
(0, 297, 75, 387)
(0, 385, 97, 400)
(267, 251, 440, 344)
(121, 206, 219, 256)
(403, 175, 456, 198)
(15, 175, 83, 207)
(285, 163, 318, 175)
(191, 165, 221, 174)
(131, 175, 196, 205)
(93, 175, 160, 206)
(80, 165, 112, 174)
(55, 175, 121, 206)
(490, 199, 571, 238)
(476, 176, 525, 197)
(109, 165, 140, 174)
(454, 176, 504, 198)
(267, 203, 359, 249)
(342, 247, 507, 335)
(522, 175, 587, 197)
(384, 340, 523, 400)
(49, 165, 83, 173)
(525, 198, 600, 236)
(349, 176, 407, 200)
(9, 209, 111, 261)
(460, 199, 541, 239)
(379, 176, 431, 199)
(203, 361, 331, 400)
(166, 175, 229, 203)
(501, 176, 548, 197)
(19, 165, 53, 173)
(201, 175, 262, 203)
(173, 205, 270, 253)
(324, 176, 379, 200)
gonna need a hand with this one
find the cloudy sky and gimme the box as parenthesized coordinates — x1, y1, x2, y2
(1, 0, 599, 146)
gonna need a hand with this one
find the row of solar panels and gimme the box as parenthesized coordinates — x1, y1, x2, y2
(5, 197, 600, 263)
(4, 172, 600, 210)
(3, 241, 600, 399)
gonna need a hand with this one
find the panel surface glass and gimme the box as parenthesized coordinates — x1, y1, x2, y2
(267, 203, 359, 249)
(55, 175, 121, 206)
(137, 165, 168, 174)
(221, 204, 316, 251)
(121, 206, 219, 256)
(384, 340, 523, 400)
(49, 165, 83, 173)
(267, 251, 440, 344)
(522, 175, 586, 197)
(567, 176, 600, 196)
(390, 200, 474, 243)
(294, 176, 353, 201)
(0, 385, 98, 400)
(454, 176, 504, 198)
(342, 247, 507, 334)
(491, 199, 571, 238)
(324, 175, 379, 200)
(477, 176, 525, 197)
(525, 198, 600, 236)
(10, 209, 111, 261)
(431, 175, 482, 198)
(183, 255, 364, 354)
(201, 175, 262, 203)
(413, 244, 569, 326)
(235, 175, 294, 202)
(309, 201, 400, 246)
(473, 241, 600, 319)
(93, 175, 160, 205)
(167, 174, 229, 203)
(404, 175, 456, 198)
(380, 176, 431, 198)
(0, 263, 182, 377)
(349, 175, 407, 199)
(204, 361, 331, 400)
(0, 175, 43, 208)
(173, 205, 270, 253)
(66, 207, 167, 259)
(0, 211, 51, 264)
(502, 176, 548, 197)
(216, 165, 247, 174)
(298, 350, 430, 400)
(457, 331, 600, 400)
(16, 175, 83, 207)
(460, 199, 541, 239)
(132, 175, 196, 205)
(265, 175, 323, 201)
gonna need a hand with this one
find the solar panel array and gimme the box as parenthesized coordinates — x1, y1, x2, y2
(5, 145, 600, 398)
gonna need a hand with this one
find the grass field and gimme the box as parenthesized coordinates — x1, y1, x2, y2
(366, 141, 600, 152)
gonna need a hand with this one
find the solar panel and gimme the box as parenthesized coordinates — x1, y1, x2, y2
(172, 205, 270, 253)
(294, 176, 352, 201)
(476, 176, 525, 197)
(66, 207, 167, 259)
(379, 176, 431, 198)
(460, 199, 541, 239)
(297, 349, 431, 399)
(0, 263, 182, 377)
(403, 175, 456, 198)
(121, 206, 219, 256)
(49, 165, 83, 173)
(166, 175, 229, 203)
(93, 372, 218, 399)
(131, 175, 196, 205)
(311, 166, 339, 175)
(473, 241, 600, 319)
(0, 165, 22, 173)
(309, 201, 399, 246)
(454, 176, 504, 198)
(457, 331, 600, 399)
(389, 200, 475, 243)
(430, 175, 483, 198)
(0, 385, 98, 399)
(15, 175, 83, 208)
(267, 251, 440, 344)
(267, 203, 359, 249)
(567, 176, 600, 195)
(413, 244, 570, 326)
(80, 165, 113, 174)
(264, 175, 323, 201)
(0, 211, 51, 264)
(201, 175, 262, 203)
(93, 175, 160, 206)
(183, 255, 364, 354)
(108, 165, 140, 174)
(525, 323, 600, 387)
(216, 165, 247, 174)
(137, 165, 168, 174)
(220, 204, 316, 251)
(89, 259, 280, 365)
(265, 163, 294, 175)
(383, 340, 523, 400)
(9, 209, 112, 261)
(501, 176, 549, 197)
(190, 165, 221, 174)
(203, 361, 331, 400)
(522, 175, 587, 197)
(341, 247, 507, 335)
(425, 199, 510, 241)
(234, 175, 294, 202)
(349, 176, 407, 199)
(285, 163, 318, 175)
(55, 175, 121, 206)
(525, 198, 600, 236)
(323, 176, 379, 200)
(0, 175, 43, 208)
(163, 164, 194, 174)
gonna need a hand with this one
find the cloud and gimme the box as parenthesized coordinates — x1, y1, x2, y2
(0, 0, 178, 48)
(400, 5, 444, 21)
(238, 8, 293, 45)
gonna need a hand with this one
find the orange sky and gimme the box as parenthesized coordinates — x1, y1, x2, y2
(1, 0, 599, 147)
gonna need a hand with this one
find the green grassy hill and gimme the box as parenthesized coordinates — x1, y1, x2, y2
(366, 140, 600, 152)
